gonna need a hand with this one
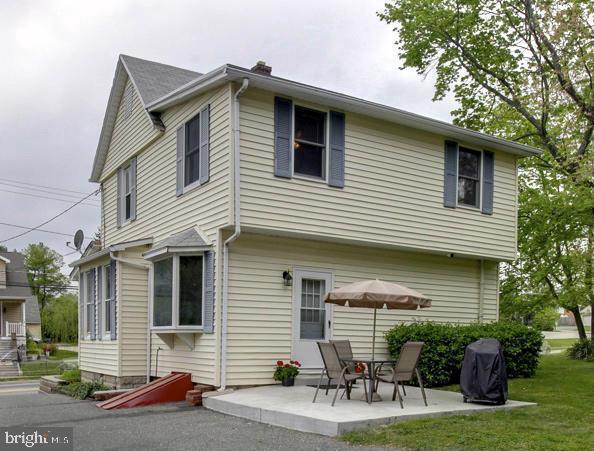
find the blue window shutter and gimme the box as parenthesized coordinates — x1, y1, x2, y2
(110, 260, 117, 340)
(79, 273, 85, 341)
(443, 140, 458, 208)
(176, 125, 185, 196)
(96, 266, 103, 339)
(329, 111, 346, 188)
(89, 268, 96, 340)
(203, 251, 215, 333)
(482, 151, 495, 215)
(199, 105, 210, 185)
(129, 157, 137, 221)
(116, 169, 123, 227)
(274, 97, 292, 178)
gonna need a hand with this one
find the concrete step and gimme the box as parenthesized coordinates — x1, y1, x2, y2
(0, 361, 20, 377)
(39, 375, 67, 394)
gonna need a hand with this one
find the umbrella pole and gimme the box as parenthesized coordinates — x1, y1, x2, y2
(372, 307, 377, 361)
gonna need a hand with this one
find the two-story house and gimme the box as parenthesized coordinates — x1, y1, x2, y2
(70, 55, 540, 389)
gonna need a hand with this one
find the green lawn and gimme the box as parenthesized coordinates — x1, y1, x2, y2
(20, 360, 62, 376)
(48, 349, 78, 360)
(342, 355, 594, 450)
(546, 338, 578, 349)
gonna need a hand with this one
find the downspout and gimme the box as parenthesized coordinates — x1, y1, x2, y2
(478, 259, 485, 323)
(220, 77, 249, 390)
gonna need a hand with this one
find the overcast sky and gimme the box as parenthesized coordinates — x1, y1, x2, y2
(0, 0, 455, 272)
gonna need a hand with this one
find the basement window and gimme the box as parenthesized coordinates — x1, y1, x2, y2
(152, 254, 203, 329)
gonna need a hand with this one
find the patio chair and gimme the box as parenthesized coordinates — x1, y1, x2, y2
(313, 342, 368, 406)
(375, 341, 428, 408)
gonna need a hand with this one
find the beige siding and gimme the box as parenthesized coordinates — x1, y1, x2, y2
(239, 89, 518, 261)
(0, 261, 6, 289)
(3, 302, 23, 323)
(118, 250, 149, 377)
(149, 331, 217, 385)
(79, 256, 119, 376)
(226, 233, 498, 386)
(100, 77, 160, 181)
(79, 340, 119, 376)
(103, 84, 232, 247)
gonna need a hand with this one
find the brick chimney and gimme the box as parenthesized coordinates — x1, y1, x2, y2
(250, 60, 272, 76)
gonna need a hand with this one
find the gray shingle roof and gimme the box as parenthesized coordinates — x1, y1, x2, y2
(0, 252, 33, 299)
(120, 55, 201, 105)
(150, 228, 209, 253)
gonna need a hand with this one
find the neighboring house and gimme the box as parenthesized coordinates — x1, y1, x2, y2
(0, 252, 42, 346)
(70, 55, 541, 389)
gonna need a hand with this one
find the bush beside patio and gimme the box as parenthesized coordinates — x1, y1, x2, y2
(342, 354, 593, 450)
(385, 321, 543, 387)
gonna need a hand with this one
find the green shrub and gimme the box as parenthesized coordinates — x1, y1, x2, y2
(61, 381, 110, 400)
(26, 340, 39, 356)
(531, 308, 559, 331)
(384, 321, 543, 387)
(567, 339, 593, 361)
(60, 368, 81, 383)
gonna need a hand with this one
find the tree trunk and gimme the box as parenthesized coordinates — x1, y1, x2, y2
(570, 306, 587, 340)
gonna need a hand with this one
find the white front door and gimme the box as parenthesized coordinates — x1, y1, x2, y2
(292, 269, 333, 369)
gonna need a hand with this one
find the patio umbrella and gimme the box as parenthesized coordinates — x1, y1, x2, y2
(324, 279, 432, 360)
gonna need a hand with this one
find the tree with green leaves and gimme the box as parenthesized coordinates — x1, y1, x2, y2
(41, 293, 78, 343)
(0, 245, 8, 252)
(380, 0, 594, 339)
(23, 243, 69, 313)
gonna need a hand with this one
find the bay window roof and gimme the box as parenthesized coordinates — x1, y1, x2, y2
(143, 228, 210, 259)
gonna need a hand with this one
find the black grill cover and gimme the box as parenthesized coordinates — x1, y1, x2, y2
(460, 338, 508, 405)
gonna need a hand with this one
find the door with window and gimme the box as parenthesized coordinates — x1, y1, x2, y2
(292, 269, 333, 369)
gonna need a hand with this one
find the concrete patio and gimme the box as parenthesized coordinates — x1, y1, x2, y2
(203, 382, 536, 436)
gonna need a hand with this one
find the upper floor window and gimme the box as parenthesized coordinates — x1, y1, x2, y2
(184, 114, 201, 187)
(274, 97, 345, 188)
(176, 104, 211, 196)
(153, 254, 203, 328)
(123, 165, 133, 220)
(294, 106, 326, 179)
(117, 157, 136, 227)
(457, 148, 481, 208)
(443, 141, 494, 215)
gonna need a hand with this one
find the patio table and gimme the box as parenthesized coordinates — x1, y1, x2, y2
(343, 357, 396, 404)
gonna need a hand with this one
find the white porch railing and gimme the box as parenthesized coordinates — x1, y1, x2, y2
(5, 322, 25, 337)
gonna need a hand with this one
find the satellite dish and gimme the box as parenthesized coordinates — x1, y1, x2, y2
(73, 230, 84, 251)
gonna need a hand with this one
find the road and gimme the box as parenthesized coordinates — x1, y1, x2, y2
(0, 391, 389, 451)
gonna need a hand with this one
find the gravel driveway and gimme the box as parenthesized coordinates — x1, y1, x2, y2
(0, 391, 389, 451)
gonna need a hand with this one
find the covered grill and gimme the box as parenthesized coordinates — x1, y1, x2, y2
(460, 338, 508, 405)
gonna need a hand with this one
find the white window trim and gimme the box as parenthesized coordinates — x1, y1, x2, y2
(102, 264, 112, 340)
(456, 146, 484, 211)
(84, 271, 93, 341)
(291, 103, 330, 182)
(149, 253, 206, 332)
(181, 111, 204, 195)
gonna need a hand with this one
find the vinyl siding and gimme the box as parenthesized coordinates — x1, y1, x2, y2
(79, 256, 119, 376)
(3, 302, 23, 323)
(226, 233, 498, 386)
(239, 89, 518, 261)
(100, 77, 160, 181)
(102, 83, 232, 247)
(118, 250, 149, 377)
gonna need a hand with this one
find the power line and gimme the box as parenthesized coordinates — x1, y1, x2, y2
(0, 189, 101, 244)
(0, 222, 90, 239)
(0, 188, 100, 207)
(0, 177, 92, 196)
(0, 182, 101, 204)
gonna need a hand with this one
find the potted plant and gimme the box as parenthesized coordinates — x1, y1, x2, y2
(273, 360, 301, 386)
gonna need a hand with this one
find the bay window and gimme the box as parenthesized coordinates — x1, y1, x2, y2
(152, 254, 204, 329)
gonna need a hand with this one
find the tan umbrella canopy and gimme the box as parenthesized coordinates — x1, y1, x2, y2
(324, 279, 432, 359)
